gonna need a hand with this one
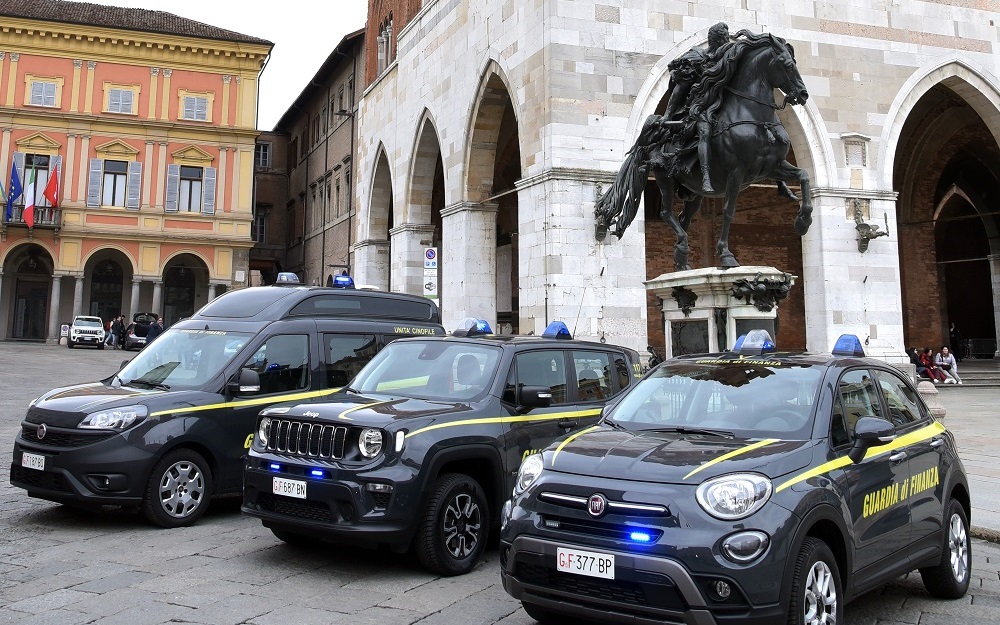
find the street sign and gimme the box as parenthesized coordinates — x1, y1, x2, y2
(424, 247, 438, 269)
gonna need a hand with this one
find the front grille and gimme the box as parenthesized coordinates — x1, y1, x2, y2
(514, 562, 686, 611)
(21, 425, 116, 448)
(10, 465, 74, 493)
(258, 493, 335, 522)
(264, 419, 347, 459)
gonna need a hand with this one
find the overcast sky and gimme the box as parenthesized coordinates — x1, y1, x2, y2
(89, 0, 369, 130)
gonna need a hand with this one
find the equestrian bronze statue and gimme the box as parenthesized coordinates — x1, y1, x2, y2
(596, 27, 812, 270)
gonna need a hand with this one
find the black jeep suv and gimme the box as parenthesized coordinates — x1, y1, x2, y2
(241, 320, 643, 575)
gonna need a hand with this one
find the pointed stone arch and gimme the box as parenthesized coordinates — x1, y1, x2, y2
(464, 59, 522, 203)
(354, 143, 393, 290)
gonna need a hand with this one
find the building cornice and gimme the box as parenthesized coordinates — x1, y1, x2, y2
(811, 187, 899, 201)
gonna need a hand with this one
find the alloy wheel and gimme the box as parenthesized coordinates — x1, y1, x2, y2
(803, 560, 837, 625)
(949, 512, 969, 584)
(442, 492, 481, 559)
(158, 460, 205, 518)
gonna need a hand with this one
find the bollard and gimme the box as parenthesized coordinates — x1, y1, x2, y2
(917, 381, 946, 420)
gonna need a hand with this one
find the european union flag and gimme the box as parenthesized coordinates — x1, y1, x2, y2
(4, 162, 22, 223)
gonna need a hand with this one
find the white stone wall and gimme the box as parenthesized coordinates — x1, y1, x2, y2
(356, 0, 1000, 357)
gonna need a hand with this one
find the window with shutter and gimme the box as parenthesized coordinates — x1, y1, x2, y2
(87, 158, 104, 207)
(165, 164, 180, 212)
(30, 81, 57, 106)
(108, 88, 134, 114)
(126, 161, 143, 209)
(183, 96, 209, 121)
(178, 166, 203, 212)
(102, 160, 127, 206)
(202, 167, 217, 215)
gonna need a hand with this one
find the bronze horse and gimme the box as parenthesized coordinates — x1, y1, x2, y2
(597, 31, 812, 270)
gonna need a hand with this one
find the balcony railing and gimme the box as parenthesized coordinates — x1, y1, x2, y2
(1, 205, 62, 233)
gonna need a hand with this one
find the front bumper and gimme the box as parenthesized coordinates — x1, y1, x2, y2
(71, 334, 104, 345)
(500, 535, 787, 625)
(241, 453, 417, 547)
(11, 431, 156, 508)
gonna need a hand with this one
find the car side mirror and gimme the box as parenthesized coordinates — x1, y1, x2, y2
(517, 385, 553, 413)
(848, 416, 896, 464)
(228, 368, 261, 396)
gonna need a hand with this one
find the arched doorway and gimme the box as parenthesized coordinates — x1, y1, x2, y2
(895, 83, 1000, 357)
(465, 65, 521, 332)
(86, 255, 128, 321)
(408, 115, 446, 308)
(163, 254, 208, 326)
(365, 147, 393, 290)
(4, 244, 53, 341)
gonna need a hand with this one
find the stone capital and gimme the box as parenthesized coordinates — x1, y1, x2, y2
(73, 59, 83, 68)
(163, 69, 173, 77)
(0, 52, 5, 61)
(440, 201, 498, 219)
(150, 67, 159, 76)
(223, 75, 232, 84)
(10, 53, 20, 62)
(87, 61, 96, 70)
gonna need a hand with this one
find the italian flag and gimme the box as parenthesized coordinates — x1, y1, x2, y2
(23, 168, 35, 228)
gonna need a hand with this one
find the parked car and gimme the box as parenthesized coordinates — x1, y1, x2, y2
(499, 331, 971, 624)
(11, 276, 445, 528)
(123, 312, 157, 350)
(67, 316, 106, 349)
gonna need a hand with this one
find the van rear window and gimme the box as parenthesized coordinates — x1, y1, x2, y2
(290, 294, 438, 322)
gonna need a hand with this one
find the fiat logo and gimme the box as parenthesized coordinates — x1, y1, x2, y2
(587, 493, 607, 518)
(37, 424, 47, 440)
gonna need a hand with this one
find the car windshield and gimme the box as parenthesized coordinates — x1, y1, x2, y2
(352, 340, 502, 401)
(117, 329, 253, 390)
(607, 359, 823, 439)
(75, 318, 103, 327)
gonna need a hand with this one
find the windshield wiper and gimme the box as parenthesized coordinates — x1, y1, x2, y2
(641, 426, 735, 438)
(127, 379, 171, 391)
(602, 418, 627, 431)
(342, 386, 361, 394)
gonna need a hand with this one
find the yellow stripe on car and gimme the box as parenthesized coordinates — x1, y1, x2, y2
(407, 408, 603, 438)
(550, 425, 601, 464)
(149, 387, 343, 417)
(776, 421, 946, 492)
(683, 438, 780, 480)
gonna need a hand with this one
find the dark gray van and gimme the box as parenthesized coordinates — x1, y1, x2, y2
(10, 282, 444, 528)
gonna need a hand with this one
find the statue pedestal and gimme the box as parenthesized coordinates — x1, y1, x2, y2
(646, 266, 796, 358)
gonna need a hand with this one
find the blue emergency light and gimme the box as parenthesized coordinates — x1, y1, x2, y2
(832, 334, 865, 357)
(275, 272, 301, 285)
(269, 463, 281, 472)
(629, 531, 652, 543)
(542, 321, 572, 340)
(332, 274, 356, 289)
(737, 329, 776, 355)
(453, 317, 493, 337)
(310, 469, 325, 477)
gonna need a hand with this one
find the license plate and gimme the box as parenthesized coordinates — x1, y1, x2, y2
(273, 477, 306, 499)
(556, 547, 615, 579)
(21, 452, 45, 471)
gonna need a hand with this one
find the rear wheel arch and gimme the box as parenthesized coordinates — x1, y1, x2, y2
(949, 481, 971, 523)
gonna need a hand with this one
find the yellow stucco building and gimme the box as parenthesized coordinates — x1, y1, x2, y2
(0, 0, 271, 341)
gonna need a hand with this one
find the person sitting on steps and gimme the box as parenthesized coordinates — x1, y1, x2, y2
(919, 347, 946, 384)
(935, 345, 962, 385)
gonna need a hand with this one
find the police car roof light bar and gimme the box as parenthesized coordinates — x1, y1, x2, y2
(737, 329, 776, 355)
(453, 317, 493, 337)
(542, 321, 573, 340)
(732, 334, 747, 351)
(275, 272, 301, 285)
(332, 274, 356, 289)
(832, 334, 866, 357)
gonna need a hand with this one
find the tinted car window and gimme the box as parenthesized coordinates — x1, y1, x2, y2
(119, 329, 253, 389)
(608, 362, 822, 438)
(244, 334, 310, 394)
(875, 370, 923, 428)
(838, 369, 882, 433)
(290, 294, 438, 322)
(613, 354, 631, 392)
(324, 333, 377, 388)
(573, 351, 611, 402)
(199, 288, 297, 318)
(516, 350, 568, 404)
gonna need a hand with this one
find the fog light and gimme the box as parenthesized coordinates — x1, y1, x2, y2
(713, 580, 732, 600)
(365, 482, 393, 493)
(722, 530, 770, 563)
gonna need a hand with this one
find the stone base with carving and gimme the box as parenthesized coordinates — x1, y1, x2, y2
(646, 266, 796, 359)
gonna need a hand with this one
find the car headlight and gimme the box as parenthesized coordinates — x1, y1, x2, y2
(696, 473, 772, 521)
(79, 405, 148, 430)
(515, 454, 544, 495)
(257, 417, 271, 447)
(358, 428, 384, 458)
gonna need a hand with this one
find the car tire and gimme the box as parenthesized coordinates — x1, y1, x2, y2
(99, 343, 105, 350)
(415, 473, 489, 576)
(786, 537, 842, 625)
(142, 449, 213, 528)
(67, 340, 74, 349)
(521, 601, 562, 624)
(919, 499, 971, 599)
(271, 527, 312, 547)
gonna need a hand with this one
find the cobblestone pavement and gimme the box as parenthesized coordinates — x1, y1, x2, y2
(1, 343, 997, 625)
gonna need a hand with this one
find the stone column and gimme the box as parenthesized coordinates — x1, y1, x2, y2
(388, 224, 436, 297)
(991, 254, 1000, 358)
(73, 276, 84, 318)
(353, 239, 390, 289)
(151, 280, 163, 316)
(129, 278, 141, 319)
(440, 202, 497, 331)
(47, 275, 62, 344)
(208, 283, 218, 302)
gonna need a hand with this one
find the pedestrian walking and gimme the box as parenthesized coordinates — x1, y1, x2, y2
(111, 316, 125, 350)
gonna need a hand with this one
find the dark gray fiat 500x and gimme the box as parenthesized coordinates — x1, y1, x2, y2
(500, 332, 971, 625)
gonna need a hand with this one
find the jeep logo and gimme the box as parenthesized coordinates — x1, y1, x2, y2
(303, 411, 320, 418)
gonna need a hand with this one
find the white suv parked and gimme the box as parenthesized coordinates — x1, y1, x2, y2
(68, 316, 106, 349)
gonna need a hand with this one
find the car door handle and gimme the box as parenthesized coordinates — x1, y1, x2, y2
(889, 451, 907, 464)
(557, 419, 578, 429)
(930, 438, 944, 448)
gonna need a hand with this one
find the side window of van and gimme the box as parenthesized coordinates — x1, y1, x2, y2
(244, 334, 309, 395)
(515, 350, 568, 404)
(324, 334, 377, 388)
